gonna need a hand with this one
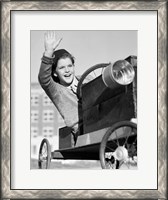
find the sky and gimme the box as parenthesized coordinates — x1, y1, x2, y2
(31, 30, 137, 83)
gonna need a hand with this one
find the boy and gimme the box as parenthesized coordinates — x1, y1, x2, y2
(38, 31, 81, 144)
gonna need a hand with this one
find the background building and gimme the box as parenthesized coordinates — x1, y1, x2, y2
(31, 83, 65, 159)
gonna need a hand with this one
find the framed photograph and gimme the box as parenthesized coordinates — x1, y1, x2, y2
(1, 0, 167, 199)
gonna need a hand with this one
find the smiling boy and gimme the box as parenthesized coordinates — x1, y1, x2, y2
(38, 31, 80, 144)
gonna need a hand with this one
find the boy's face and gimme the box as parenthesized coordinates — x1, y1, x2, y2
(55, 57, 75, 86)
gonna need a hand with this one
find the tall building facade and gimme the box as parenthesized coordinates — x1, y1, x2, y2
(31, 83, 65, 159)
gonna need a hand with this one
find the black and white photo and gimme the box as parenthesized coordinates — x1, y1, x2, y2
(31, 30, 137, 169)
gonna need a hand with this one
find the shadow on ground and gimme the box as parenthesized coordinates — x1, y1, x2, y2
(31, 158, 101, 169)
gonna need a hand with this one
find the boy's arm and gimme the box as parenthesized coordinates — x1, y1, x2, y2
(38, 31, 62, 87)
(38, 55, 54, 87)
(38, 55, 61, 107)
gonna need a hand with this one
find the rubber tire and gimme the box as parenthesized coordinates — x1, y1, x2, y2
(38, 138, 51, 169)
(99, 121, 137, 169)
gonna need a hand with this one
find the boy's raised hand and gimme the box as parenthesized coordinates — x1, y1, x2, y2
(44, 31, 62, 57)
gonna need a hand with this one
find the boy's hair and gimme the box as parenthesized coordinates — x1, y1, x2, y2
(52, 49, 75, 82)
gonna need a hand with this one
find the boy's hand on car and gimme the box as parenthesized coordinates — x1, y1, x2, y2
(44, 31, 62, 57)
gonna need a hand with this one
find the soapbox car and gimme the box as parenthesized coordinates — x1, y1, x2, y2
(38, 55, 137, 169)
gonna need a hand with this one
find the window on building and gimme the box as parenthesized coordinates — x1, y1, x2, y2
(42, 126, 54, 137)
(31, 110, 39, 123)
(31, 94, 39, 106)
(31, 127, 38, 137)
(43, 95, 52, 106)
(32, 145, 37, 155)
(43, 110, 54, 122)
